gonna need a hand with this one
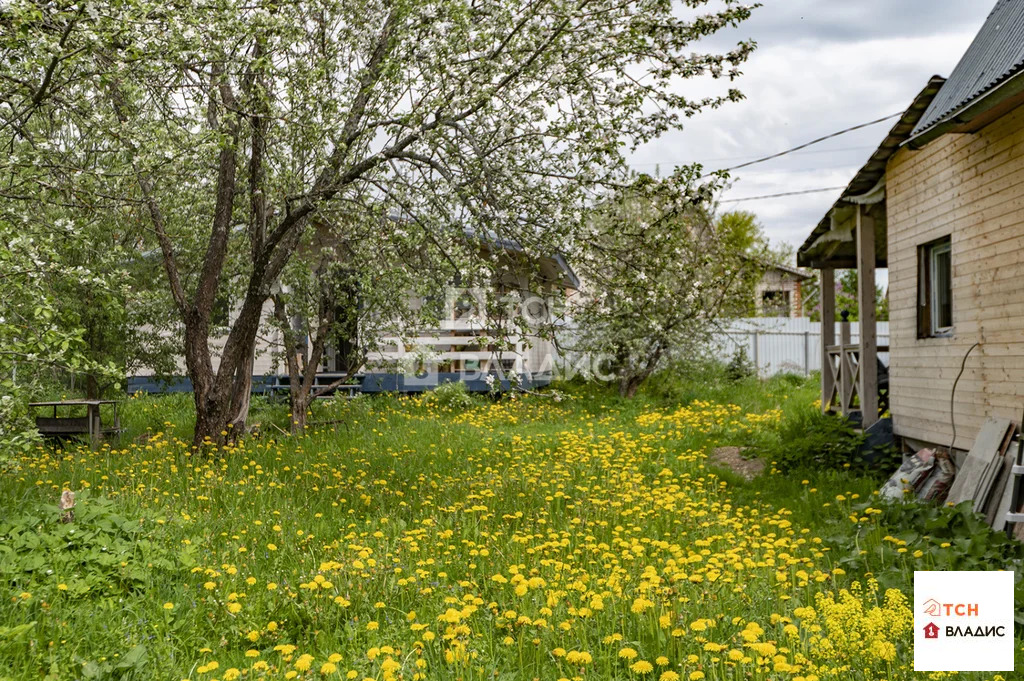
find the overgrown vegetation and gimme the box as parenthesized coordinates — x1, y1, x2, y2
(849, 500, 1024, 587)
(753, 405, 888, 475)
(0, 493, 186, 599)
(420, 380, 483, 410)
(1, 368, 1020, 679)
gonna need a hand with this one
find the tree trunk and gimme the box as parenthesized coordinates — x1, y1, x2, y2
(273, 293, 313, 435)
(228, 348, 255, 435)
(85, 374, 100, 400)
(184, 301, 245, 448)
(617, 346, 664, 399)
(290, 391, 310, 433)
(619, 375, 642, 399)
(190, 375, 231, 449)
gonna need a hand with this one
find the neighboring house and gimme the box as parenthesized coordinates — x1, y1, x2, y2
(359, 245, 579, 392)
(754, 264, 812, 318)
(797, 0, 1024, 453)
(128, 239, 579, 394)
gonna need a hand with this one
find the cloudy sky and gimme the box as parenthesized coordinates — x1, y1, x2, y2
(629, 0, 995, 259)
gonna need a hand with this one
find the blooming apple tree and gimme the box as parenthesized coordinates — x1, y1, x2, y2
(570, 171, 761, 397)
(1, 0, 757, 444)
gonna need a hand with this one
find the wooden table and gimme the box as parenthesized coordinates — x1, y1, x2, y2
(29, 400, 121, 447)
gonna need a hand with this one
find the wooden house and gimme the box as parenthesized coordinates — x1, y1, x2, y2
(797, 0, 1024, 453)
(754, 264, 812, 318)
(129, 239, 578, 395)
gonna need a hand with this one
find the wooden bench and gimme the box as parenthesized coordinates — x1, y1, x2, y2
(35, 416, 92, 435)
(29, 400, 120, 448)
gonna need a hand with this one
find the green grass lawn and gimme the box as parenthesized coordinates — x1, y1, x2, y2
(1, 372, 1019, 680)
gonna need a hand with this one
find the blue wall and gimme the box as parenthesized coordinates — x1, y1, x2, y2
(126, 372, 552, 395)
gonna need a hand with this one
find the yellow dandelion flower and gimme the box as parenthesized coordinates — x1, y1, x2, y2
(630, 660, 654, 674)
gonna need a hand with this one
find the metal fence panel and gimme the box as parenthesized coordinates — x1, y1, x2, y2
(711, 318, 890, 377)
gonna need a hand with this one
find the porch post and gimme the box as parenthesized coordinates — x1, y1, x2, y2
(820, 267, 835, 413)
(856, 206, 878, 428)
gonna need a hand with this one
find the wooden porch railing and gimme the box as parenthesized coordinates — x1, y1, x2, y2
(366, 327, 526, 375)
(823, 321, 888, 423)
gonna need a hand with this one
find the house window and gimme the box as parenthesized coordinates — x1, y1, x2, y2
(918, 236, 952, 337)
(761, 290, 791, 317)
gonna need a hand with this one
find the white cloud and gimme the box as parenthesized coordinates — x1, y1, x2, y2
(627, 0, 993, 258)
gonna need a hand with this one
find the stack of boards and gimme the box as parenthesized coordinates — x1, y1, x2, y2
(944, 417, 1019, 535)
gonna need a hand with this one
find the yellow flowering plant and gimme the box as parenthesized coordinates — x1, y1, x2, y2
(0, 377, 1019, 679)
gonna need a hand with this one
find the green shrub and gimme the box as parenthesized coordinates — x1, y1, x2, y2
(642, 358, 731, 404)
(422, 380, 479, 410)
(882, 501, 1024, 569)
(0, 393, 41, 467)
(774, 371, 806, 387)
(841, 499, 1024, 592)
(755, 407, 879, 474)
(725, 346, 755, 381)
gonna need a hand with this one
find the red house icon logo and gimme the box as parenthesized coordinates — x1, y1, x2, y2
(924, 622, 940, 639)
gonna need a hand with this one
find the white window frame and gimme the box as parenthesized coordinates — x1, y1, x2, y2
(929, 240, 952, 336)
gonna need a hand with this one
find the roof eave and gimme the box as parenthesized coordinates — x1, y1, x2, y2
(905, 69, 1024, 150)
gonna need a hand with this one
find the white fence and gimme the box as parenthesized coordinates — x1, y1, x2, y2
(712, 317, 890, 377)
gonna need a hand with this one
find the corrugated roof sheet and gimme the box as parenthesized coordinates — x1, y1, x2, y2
(912, 0, 1024, 136)
(768, 262, 813, 280)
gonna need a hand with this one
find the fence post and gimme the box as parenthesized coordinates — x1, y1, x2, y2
(803, 331, 810, 376)
(752, 331, 759, 375)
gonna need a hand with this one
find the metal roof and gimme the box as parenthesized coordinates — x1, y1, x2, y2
(387, 212, 581, 289)
(911, 0, 1024, 137)
(766, 262, 813, 280)
(797, 76, 946, 269)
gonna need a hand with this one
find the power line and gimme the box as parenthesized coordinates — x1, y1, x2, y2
(629, 144, 875, 167)
(719, 186, 847, 203)
(700, 111, 902, 177)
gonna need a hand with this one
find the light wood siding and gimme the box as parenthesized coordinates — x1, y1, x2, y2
(886, 103, 1024, 449)
(136, 300, 283, 378)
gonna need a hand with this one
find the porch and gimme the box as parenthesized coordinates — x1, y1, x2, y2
(796, 78, 944, 429)
(368, 318, 528, 376)
(798, 199, 888, 429)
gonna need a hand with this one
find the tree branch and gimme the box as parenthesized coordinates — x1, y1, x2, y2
(194, 62, 241, 323)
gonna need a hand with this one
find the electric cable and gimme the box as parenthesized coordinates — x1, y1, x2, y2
(704, 112, 902, 177)
(719, 186, 847, 203)
(949, 341, 980, 469)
